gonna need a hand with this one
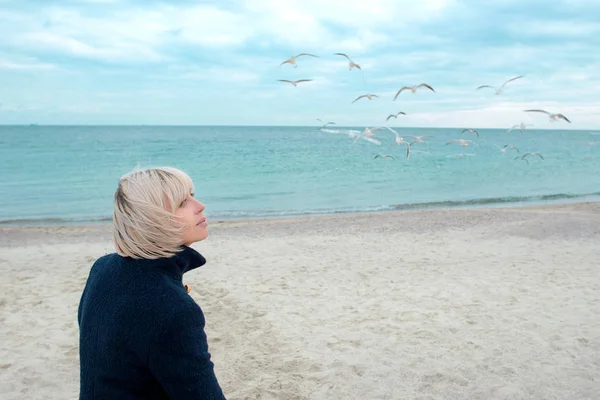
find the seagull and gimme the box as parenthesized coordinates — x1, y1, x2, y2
(476, 76, 524, 95)
(352, 93, 379, 103)
(333, 53, 361, 70)
(461, 128, 480, 138)
(316, 118, 336, 129)
(507, 122, 534, 134)
(374, 154, 395, 160)
(494, 144, 520, 154)
(524, 109, 571, 123)
(321, 128, 362, 140)
(382, 126, 412, 159)
(277, 79, 313, 87)
(446, 139, 471, 147)
(361, 127, 384, 137)
(280, 53, 318, 68)
(351, 127, 385, 146)
(405, 135, 432, 144)
(515, 152, 544, 165)
(520, 152, 544, 160)
(386, 111, 406, 121)
(393, 84, 435, 100)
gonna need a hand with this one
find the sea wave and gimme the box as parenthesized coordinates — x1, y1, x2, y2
(391, 192, 600, 210)
(1, 191, 599, 225)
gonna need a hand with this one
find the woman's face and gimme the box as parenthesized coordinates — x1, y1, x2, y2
(175, 192, 208, 245)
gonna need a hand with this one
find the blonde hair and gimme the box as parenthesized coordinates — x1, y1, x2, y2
(112, 166, 195, 259)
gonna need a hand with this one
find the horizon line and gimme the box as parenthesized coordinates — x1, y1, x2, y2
(0, 124, 595, 132)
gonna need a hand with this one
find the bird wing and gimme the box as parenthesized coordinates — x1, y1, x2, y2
(382, 126, 400, 137)
(507, 125, 519, 132)
(277, 80, 293, 83)
(362, 136, 382, 145)
(397, 112, 407, 116)
(418, 83, 435, 92)
(476, 85, 494, 90)
(386, 115, 396, 121)
(524, 109, 550, 115)
(403, 142, 411, 160)
(321, 128, 357, 134)
(295, 79, 313, 83)
(297, 53, 318, 58)
(352, 95, 367, 103)
(320, 128, 339, 133)
(557, 114, 571, 123)
(393, 87, 410, 100)
(536, 153, 544, 160)
(334, 53, 351, 60)
(500, 75, 524, 88)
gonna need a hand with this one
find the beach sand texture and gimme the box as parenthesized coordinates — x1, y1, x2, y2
(1, 202, 599, 399)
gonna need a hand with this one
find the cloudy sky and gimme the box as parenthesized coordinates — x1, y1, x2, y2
(0, 0, 599, 128)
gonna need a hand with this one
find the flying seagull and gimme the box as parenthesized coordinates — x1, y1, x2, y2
(515, 152, 544, 165)
(446, 139, 472, 147)
(476, 76, 524, 95)
(316, 118, 336, 129)
(352, 128, 384, 146)
(393, 83, 435, 100)
(352, 93, 379, 103)
(507, 122, 534, 134)
(386, 111, 407, 121)
(405, 135, 432, 144)
(382, 126, 412, 160)
(277, 79, 313, 87)
(524, 109, 571, 123)
(519, 152, 544, 161)
(333, 53, 361, 70)
(374, 154, 395, 160)
(280, 53, 319, 68)
(461, 128, 480, 138)
(494, 144, 520, 154)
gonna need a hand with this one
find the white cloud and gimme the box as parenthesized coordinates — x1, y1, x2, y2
(0, 59, 56, 70)
(22, 31, 164, 62)
(508, 20, 600, 37)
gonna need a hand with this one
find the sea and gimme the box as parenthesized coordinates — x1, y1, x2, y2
(1, 125, 599, 225)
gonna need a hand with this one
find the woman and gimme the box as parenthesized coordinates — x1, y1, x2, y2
(78, 166, 226, 399)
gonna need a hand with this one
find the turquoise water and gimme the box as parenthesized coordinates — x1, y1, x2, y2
(0, 125, 599, 224)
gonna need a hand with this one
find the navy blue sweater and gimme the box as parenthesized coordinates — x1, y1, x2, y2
(78, 245, 226, 399)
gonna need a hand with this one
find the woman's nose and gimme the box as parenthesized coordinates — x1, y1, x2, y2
(195, 200, 205, 213)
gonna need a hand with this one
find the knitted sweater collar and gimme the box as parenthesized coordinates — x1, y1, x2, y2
(134, 245, 206, 280)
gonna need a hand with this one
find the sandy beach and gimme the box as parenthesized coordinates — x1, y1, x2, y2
(1, 202, 599, 399)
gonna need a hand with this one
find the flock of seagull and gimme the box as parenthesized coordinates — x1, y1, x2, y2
(278, 52, 575, 163)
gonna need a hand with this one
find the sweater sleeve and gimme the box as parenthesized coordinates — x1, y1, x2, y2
(147, 305, 226, 400)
